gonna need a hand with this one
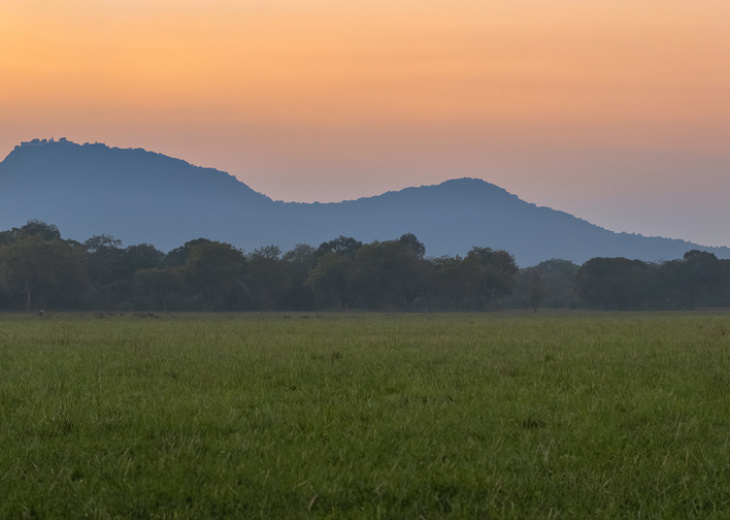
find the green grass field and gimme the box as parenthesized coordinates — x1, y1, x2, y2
(1, 311, 730, 519)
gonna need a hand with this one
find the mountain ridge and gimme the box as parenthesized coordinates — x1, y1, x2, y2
(1, 138, 727, 266)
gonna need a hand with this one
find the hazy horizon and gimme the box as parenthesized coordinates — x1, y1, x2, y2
(2, 1, 729, 247)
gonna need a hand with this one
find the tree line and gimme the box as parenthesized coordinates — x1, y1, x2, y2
(1, 220, 728, 312)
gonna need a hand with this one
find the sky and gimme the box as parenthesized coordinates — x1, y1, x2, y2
(2, 0, 729, 247)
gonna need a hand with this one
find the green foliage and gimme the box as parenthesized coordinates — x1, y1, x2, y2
(280, 244, 317, 310)
(316, 235, 363, 258)
(83, 237, 166, 310)
(0, 236, 88, 310)
(83, 234, 122, 254)
(577, 257, 654, 310)
(527, 267, 545, 311)
(2, 312, 730, 519)
(164, 238, 213, 267)
(398, 232, 426, 258)
(183, 241, 248, 311)
(133, 267, 185, 311)
(429, 255, 469, 309)
(507, 260, 580, 310)
(465, 247, 518, 307)
(667, 251, 725, 309)
(537, 259, 580, 307)
(349, 240, 428, 309)
(1, 221, 729, 312)
(246, 245, 287, 310)
(307, 253, 352, 309)
(0, 220, 62, 244)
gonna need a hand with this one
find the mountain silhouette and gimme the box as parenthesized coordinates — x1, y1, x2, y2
(1, 138, 727, 266)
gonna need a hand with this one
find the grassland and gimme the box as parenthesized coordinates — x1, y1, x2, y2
(1, 311, 730, 519)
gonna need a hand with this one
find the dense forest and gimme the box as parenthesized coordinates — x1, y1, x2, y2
(0, 220, 728, 313)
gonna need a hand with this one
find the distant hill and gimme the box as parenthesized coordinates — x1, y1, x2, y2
(1, 138, 728, 266)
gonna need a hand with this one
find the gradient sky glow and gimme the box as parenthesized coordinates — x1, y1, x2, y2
(2, 1, 729, 247)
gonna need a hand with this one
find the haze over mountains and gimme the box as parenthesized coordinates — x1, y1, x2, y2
(1, 138, 727, 266)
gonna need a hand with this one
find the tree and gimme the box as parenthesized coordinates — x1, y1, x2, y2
(536, 259, 580, 308)
(280, 244, 317, 310)
(165, 238, 213, 267)
(316, 236, 363, 258)
(249, 245, 281, 262)
(506, 259, 579, 310)
(183, 241, 248, 311)
(429, 255, 471, 310)
(576, 257, 653, 310)
(84, 234, 125, 286)
(464, 247, 518, 310)
(654, 259, 688, 309)
(655, 251, 725, 309)
(528, 268, 545, 312)
(83, 234, 122, 254)
(307, 253, 352, 309)
(282, 243, 317, 266)
(0, 220, 62, 244)
(398, 233, 426, 258)
(133, 267, 185, 311)
(0, 236, 88, 311)
(84, 237, 166, 310)
(348, 240, 428, 309)
(124, 244, 165, 274)
(246, 245, 288, 310)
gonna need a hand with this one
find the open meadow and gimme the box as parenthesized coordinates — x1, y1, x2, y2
(1, 311, 730, 519)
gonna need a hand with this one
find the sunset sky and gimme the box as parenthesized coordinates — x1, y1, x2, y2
(2, 1, 729, 247)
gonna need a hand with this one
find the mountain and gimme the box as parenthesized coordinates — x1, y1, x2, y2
(1, 138, 728, 266)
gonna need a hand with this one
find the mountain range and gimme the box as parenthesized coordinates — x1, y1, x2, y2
(1, 138, 727, 266)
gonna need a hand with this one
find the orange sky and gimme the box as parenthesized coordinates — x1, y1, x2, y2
(2, 1, 729, 247)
